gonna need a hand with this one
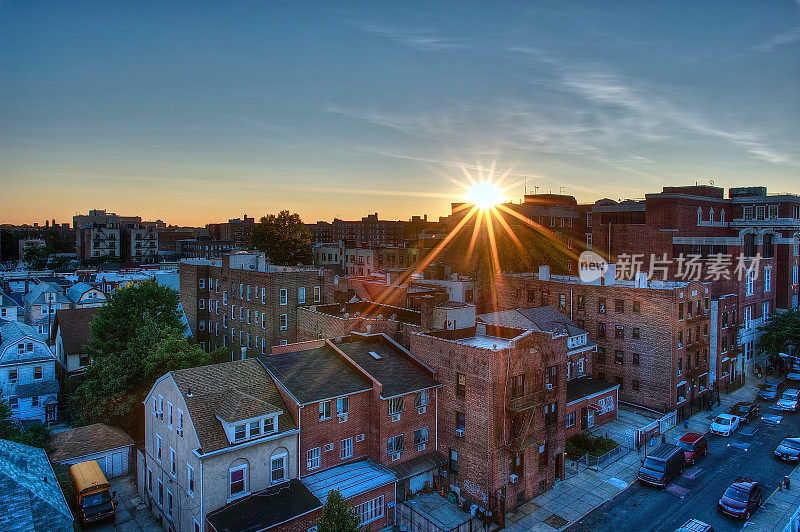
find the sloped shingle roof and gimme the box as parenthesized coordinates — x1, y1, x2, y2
(23, 282, 69, 307)
(478, 306, 587, 338)
(0, 439, 73, 532)
(49, 423, 134, 463)
(51, 308, 98, 354)
(170, 359, 296, 454)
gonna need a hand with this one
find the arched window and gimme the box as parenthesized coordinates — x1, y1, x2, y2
(697, 207, 703, 226)
(720, 210, 725, 224)
(709, 208, 714, 224)
(744, 233, 756, 258)
(763, 233, 774, 258)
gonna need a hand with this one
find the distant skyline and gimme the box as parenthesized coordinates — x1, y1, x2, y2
(2, 1, 799, 226)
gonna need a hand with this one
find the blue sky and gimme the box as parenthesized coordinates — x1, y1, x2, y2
(2, 1, 798, 225)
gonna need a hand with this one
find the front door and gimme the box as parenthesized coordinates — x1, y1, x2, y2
(45, 404, 57, 423)
(587, 409, 594, 428)
(580, 407, 588, 430)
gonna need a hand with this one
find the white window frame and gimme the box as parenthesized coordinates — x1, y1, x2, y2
(270, 453, 287, 484)
(156, 434, 162, 462)
(187, 463, 195, 497)
(298, 287, 306, 304)
(280, 314, 288, 331)
(307, 447, 321, 470)
(314, 286, 321, 302)
(280, 289, 288, 306)
(170, 447, 176, 477)
(340, 437, 353, 460)
(355, 495, 385, 526)
(229, 464, 248, 499)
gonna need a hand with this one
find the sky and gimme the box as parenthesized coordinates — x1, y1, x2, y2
(1, 0, 799, 226)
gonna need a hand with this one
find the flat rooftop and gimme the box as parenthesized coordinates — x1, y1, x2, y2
(453, 334, 513, 350)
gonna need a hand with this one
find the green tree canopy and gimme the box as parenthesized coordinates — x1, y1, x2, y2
(250, 210, 313, 266)
(0, 400, 52, 451)
(317, 489, 360, 532)
(758, 309, 800, 359)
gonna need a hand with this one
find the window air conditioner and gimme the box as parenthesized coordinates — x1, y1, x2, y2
(391, 414, 401, 422)
(455, 428, 464, 437)
(509, 474, 518, 484)
(546, 383, 553, 390)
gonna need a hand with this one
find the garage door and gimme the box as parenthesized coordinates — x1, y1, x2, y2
(109, 451, 124, 478)
(409, 472, 431, 494)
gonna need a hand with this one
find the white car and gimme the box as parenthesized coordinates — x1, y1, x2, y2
(777, 389, 800, 412)
(710, 414, 740, 436)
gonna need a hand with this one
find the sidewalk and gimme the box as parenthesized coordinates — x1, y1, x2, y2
(741, 461, 800, 532)
(505, 381, 761, 531)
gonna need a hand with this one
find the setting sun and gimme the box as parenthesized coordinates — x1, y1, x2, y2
(467, 183, 503, 209)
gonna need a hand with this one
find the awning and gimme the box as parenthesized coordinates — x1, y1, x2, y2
(390, 451, 447, 481)
(588, 402, 602, 412)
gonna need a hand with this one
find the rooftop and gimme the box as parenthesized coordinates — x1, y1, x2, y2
(311, 301, 421, 325)
(257, 344, 372, 405)
(51, 307, 98, 354)
(302, 459, 396, 504)
(478, 307, 587, 338)
(566, 376, 619, 404)
(49, 423, 134, 463)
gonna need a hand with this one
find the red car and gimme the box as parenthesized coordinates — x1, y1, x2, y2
(677, 432, 708, 465)
(718, 477, 762, 520)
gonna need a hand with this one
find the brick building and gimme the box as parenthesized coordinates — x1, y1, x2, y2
(179, 252, 336, 358)
(176, 239, 234, 259)
(496, 266, 713, 417)
(206, 215, 255, 248)
(74, 209, 161, 264)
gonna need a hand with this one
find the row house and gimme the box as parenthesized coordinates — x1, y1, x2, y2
(587, 185, 800, 372)
(51, 308, 98, 375)
(0, 321, 61, 424)
(179, 252, 336, 359)
(143, 359, 300, 532)
(204, 333, 441, 531)
(23, 281, 71, 337)
(0, 290, 19, 323)
(65, 282, 107, 308)
(496, 266, 713, 417)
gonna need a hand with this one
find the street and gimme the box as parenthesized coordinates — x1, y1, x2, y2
(568, 402, 800, 532)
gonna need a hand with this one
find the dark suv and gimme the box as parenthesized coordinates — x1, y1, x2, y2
(729, 402, 760, 424)
(759, 380, 786, 401)
(638, 443, 684, 487)
(718, 477, 762, 520)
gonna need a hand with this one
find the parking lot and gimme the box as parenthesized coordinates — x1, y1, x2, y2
(568, 387, 800, 532)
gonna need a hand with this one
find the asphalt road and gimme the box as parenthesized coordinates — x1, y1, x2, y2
(567, 401, 800, 532)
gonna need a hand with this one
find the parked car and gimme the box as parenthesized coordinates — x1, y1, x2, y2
(637, 443, 684, 488)
(774, 437, 800, 462)
(710, 414, 740, 436)
(759, 380, 786, 401)
(69, 460, 116, 525)
(787, 372, 800, 382)
(675, 519, 715, 532)
(729, 402, 759, 424)
(776, 389, 800, 412)
(717, 477, 762, 520)
(677, 432, 708, 465)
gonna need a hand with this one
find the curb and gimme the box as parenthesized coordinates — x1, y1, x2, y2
(741, 459, 800, 530)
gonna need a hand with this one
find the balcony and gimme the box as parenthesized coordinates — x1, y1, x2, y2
(507, 393, 538, 412)
(685, 312, 707, 323)
(508, 432, 538, 451)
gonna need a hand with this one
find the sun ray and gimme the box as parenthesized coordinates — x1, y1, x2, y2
(462, 208, 485, 270)
(415, 205, 480, 274)
(483, 205, 502, 273)
(490, 208, 528, 260)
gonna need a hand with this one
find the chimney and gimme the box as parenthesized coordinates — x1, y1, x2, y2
(419, 295, 436, 331)
(186, 387, 193, 397)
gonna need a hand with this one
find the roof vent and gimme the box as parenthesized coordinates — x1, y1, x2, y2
(369, 351, 382, 360)
(187, 387, 193, 398)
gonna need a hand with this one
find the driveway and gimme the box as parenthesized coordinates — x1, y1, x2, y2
(83, 474, 163, 532)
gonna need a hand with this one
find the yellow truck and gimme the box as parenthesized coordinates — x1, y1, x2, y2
(69, 460, 116, 525)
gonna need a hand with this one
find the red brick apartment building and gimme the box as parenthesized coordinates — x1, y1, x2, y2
(587, 185, 800, 371)
(206, 215, 255, 248)
(208, 333, 441, 531)
(179, 252, 335, 358)
(309, 213, 437, 248)
(409, 311, 617, 513)
(496, 266, 713, 417)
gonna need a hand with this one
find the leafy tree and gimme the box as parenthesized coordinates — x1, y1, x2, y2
(758, 309, 800, 360)
(0, 400, 52, 451)
(23, 245, 55, 270)
(317, 489, 360, 532)
(250, 210, 313, 266)
(71, 281, 223, 437)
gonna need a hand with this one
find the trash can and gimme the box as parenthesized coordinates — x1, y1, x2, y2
(470, 504, 478, 516)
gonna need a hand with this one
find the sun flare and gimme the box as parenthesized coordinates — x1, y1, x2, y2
(466, 182, 503, 209)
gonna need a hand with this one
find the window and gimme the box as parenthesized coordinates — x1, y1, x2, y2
(539, 442, 549, 468)
(341, 437, 353, 459)
(280, 314, 288, 331)
(577, 295, 586, 311)
(249, 420, 261, 437)
(199, 279, 205, 289)
(456, 373, 466, 398)
(559, 294, 566, 310)
(388, 396, 404, 416)
(230, 465, 247, 497)
(449, 449, 458, 473)
(746, 270, 755, 296)
(632, 353, 640, 365)
(545, 366, 557, 388)
(615, 299, 625, 313)
(187, 464, 195, 496)
(765, 266, 772, 291)
(271, 454, 287, 483)
(307, 447, 321, 470)
(763, 301, 770, 319)
(633, 301, 641, 313)
(615, 350, 624, 364)
(355, 496, 385, 526)
(414, 427, 429, 446)
(298, 287, 306, 304)
(388, 435, 404, 455)
(586, 233, 593, 250)
(456, 411, 466, 431)
(632, 380, 640, 391)
(336, 396, 349, 418)
(598, 298, 606, 313)
(632, 327, 640, 339)
(147, 468, 152, 494)
(596, 346, 606, 364)
(156, 434, 162, 462)
(544, 403, 557, 426)
(170, 447, 176, 477)
(177, 410, 184, 437)
(234, 424, 246, 441)
(8, 396, 18, 410)
(279, 289, 288, 305)
(319, 400, 332, 420)
(356, 433, 365, 442)
(8, 369, 17, 383)
(415, 389, 429, 408)
(314, 286, 321, 302)
(597, 323, 606, 339)
(33, 366, 43, 380)
(566, 412, 576, 428)
(157, 479, 163, 507)
(615, 325, 624, 339)
(510, 374, 524, 398)
(264, 416, 277, 434)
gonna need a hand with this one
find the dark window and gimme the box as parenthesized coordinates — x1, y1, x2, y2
(615, 326, 624, 339)
(597, 323, 606, 339)
(678, 358, 683, 372)
(633, 301, 641, 313)
(449, 449, 458, 474)
(539, 442, 549, 468)
(679, 303, 684, 320)
(632, 380, 640, 391)
(763, 234, 774, 258)
(596, 347, 606, 364)
(694, 352, 700, 367)
(510, 375, 524, 398)
(615, 350, 624, 365)
(615, 299, 625, 313)
(632, 353, 640, 365)
(544, 403, 557, 427)
(510, 454, 524, 477)
(456, 412, 465, 431)
(598, 298, 607, 314)
(614, 376, 623, 390)
(575, 319, 585, 329)
(577, 295, 586, 311)
(456, 373, 465, 398)
(527, 290, 536, 303)
(541, 292, 549, 306)
(744, 234, 756, 258)
(545, 366, 558, 389)
(632, 327, 640, 339)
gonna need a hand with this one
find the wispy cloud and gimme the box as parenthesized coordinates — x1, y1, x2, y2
(355, 24, 468, 51)
(750, 27, 800, 52)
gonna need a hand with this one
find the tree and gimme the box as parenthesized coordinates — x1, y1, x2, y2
(250, 210, 313, 266)
(23, 245, 54, 270)
(758, 309, 800, 360)
(0, 400, 52, 451)
(71, 281, 223, 437)
(317, 489, 360, 532)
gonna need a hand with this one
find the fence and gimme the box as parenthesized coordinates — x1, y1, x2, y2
(783, 502, 800, 532)
(565, 454, 590, 478)
(396, 500, 490, 532)
(588, 444, 631, 470)
(636, 410, 677, 447)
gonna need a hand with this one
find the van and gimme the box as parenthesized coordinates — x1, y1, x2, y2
(677, 433, 708, 465)
(637, 443, 684, 487)
(69, 460, 116, 525)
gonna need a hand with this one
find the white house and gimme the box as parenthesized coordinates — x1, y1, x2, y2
(0, 321, 62, 424)
(23, 282, 70, 337)
(65, 282, 107, 308)
(0, 290, 19, 323)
